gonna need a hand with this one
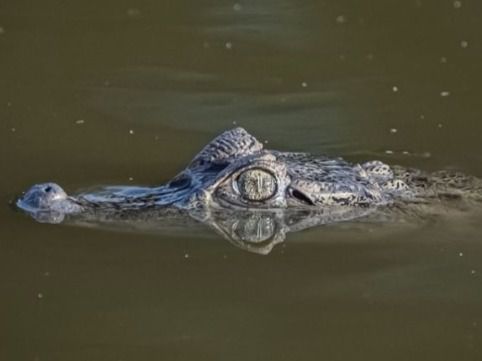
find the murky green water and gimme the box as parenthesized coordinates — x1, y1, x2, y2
(1, 1, 482, 360)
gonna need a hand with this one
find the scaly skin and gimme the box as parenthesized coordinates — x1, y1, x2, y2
(16, 127, 481, 254)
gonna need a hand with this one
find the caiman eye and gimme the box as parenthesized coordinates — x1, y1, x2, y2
(236, 168, 277, 202)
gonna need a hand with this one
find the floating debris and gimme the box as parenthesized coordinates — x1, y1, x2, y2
(184, 253, 190, 259)
(0, 27, 5, 35)
(366, 53, 374, 61)
(37, 293, 44, 299)
(385, 150, 394, 155)
(301, 81, 308, 88)
(126, 8, 141, 18)
(225, 41, 233, 50)
(453, 1, 462, 9)
(419, 114, 425, 120)
(459, 252, 464, 257)
(128, 177, 134, 181)
(11, 128, 16, 132)
(389, 128, 398, 134)
(437, 123, 443, 128)
(233, 3, 242, 11)
(129, 129, 135, 135)
(336, 15, 346, 24)
(392, 86, 399, 93)
(440, 56, 447, 63)
(440, 91, 451, 97)
(75, 119, 85, 125)
(460, 40, 469, 48)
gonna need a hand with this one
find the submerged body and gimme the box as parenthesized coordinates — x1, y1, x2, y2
(16, 128, 481, 253)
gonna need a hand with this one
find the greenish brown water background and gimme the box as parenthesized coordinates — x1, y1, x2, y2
(1, 1, 482, 360)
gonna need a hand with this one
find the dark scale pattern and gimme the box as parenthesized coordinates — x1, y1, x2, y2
(190, 127, 263, 167)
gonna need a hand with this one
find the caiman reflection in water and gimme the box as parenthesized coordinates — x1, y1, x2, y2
(16, 128, 482, 254)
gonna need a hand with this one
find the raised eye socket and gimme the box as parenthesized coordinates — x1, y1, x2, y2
(236, 168, 277, 202)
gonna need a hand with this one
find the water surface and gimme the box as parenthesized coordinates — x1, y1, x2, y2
(1, 1, 482, 360)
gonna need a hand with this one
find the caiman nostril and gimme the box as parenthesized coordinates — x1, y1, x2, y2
(44, 186, 53, 193)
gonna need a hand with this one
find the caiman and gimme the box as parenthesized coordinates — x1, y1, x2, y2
(16, 127, 482, 254)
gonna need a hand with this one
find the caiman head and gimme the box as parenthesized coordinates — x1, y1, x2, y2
(16, 127, 383, 254)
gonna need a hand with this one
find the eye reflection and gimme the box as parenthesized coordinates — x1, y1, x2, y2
(236, 168, 277, 202)
(233, 214, 276, 242)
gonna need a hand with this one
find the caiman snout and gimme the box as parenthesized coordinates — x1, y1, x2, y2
(17, 182, 68, 212)
(15, 182, 81, 224)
